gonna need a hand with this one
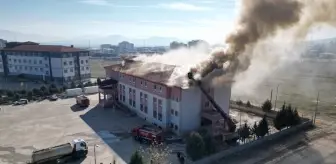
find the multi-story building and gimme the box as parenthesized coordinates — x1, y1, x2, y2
(0, 42, 91, 83)
(0, 39, 7, 49)
(118, 41, 135, 54)
(101, 59, 231, 135)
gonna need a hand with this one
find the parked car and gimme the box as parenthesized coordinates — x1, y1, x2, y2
(49, 94, 58, 101)
(13, 99, 29, 106)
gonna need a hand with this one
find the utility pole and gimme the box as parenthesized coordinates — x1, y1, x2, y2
(270, 89, 273, 102)
(274, 84, 280, 110)
(313, 91, 320, 124)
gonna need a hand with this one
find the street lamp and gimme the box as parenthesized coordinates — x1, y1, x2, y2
(94, 144, 99, 164)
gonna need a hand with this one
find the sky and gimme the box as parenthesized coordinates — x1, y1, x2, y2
(0, 0, 240, 44)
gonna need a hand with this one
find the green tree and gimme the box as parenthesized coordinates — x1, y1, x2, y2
(251, 122, 258, 139)
(6, 90, 14, 97)
(97, 78, 102, 85)
(257, 116, 269, 137)
(238, 123, 251, 143)
(262, 99, 272, 112)
(70, 81, 76, 88)
(198, 129, 217, 155)
(293, 108, 301, 125)
(32, 88, 41, 96)
(129, 150, 144, 164)
(14, 93, 20, 101)
(19, 90, 27, 95)
(40, 86, 47, 92)
(246, 101, 252, 107)
(236, 100, 243, 105)
(27, 91, 33, 100)
(186, 132, 206, 161)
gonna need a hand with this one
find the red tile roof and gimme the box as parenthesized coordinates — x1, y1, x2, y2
(3, 45, 86, 52)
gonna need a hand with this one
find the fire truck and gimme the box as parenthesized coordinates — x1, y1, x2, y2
(131, 125, 164, 144)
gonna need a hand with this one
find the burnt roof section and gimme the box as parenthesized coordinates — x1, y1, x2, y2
(3, 44, 86, 52)
(105, 60, 177, 85)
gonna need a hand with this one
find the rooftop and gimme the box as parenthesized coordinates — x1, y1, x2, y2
(104, 59, 190, 88)
(3, 44, 86, 52)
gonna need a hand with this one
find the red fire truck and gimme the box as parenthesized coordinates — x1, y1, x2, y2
(131, 125, 164, 144)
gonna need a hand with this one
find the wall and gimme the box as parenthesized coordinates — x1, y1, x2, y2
(119, 82, 169, 128)
(192, 121, 313, 164)
(213, 84, 231, 114)
(179, 87, 202, 134)
(50, 57, 63, 78)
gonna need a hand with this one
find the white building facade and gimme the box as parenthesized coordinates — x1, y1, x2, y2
(105, 64, 232, 135)
(0, 43, 91, 83)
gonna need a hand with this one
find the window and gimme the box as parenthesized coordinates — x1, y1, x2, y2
(69, 61, 73, 65)
(122, 85, 125, 102)
(63, 61, 67, 65)
(140, 92, 143, 111)
(144, 94, 148, 113)
(86, 67, 89, 70)
(8, 58, 11, 62)
(14, 66, 17, 69)
(23, 59, 26, 63)
(18, 59, 21, 63)
(81, 60, 84, 64)
(81, 67, 84, 71)
(86, 60, 88, 63)
(64, 69, 68, 73)
(40, 68, 43, 71)
(46, 71, 49, 75)
(34, 68, 38, 71)
(140, 81, 143, 85)
(174, 125, 178, 130)
(175, 111, 178, 117)
(144, 82, 147, 87)
(13, 59, 16, 63)
(159, 86, 162, 92)
(34, 60, 37, 64)
(28, 60, 31, 63)
(44, 57, 48, 60)
(70, 68, 74, 72)
(39, 60, 42, 64)
(158, 113, 162, 121)
(19, 66, 22, 70)
(153, 97, 157, 118)
(171, 109, 174, 115)
(158, 99, 162, 121)
(154, 85, 157, 89)
(132, 89, 136, 107)
(24, 66, 27, 70)
(45, 64, 49, 67)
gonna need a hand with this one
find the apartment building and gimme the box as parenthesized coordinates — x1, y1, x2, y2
(103, 59, 231, 135)
(0, 42, 91, 83)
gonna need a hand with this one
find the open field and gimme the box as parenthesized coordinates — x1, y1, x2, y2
(232, 60, 336, 122)
(90, 59, 121, 78)
(0, 94, 181, 164)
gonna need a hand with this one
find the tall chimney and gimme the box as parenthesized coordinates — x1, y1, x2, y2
(70, 45, 74, 48)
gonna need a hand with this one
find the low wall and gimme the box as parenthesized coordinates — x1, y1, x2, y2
(192, 121, 313, 164)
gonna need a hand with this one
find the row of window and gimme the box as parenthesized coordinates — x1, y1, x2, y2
(153, 97, 163, 121)
(63, 60, 89, 66)
(170, 123, 179, 131)
(8, 58, 44, 65)
(5, 51, 44, 56)
(9, 65, 45, 72)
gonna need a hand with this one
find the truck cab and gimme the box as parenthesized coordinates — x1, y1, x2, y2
(72, 139, 88, 158)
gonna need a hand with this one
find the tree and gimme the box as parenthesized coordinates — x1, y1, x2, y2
(236, 100, 243, 105)
(97, 78, 102, 85)
(40, 86, 47, 92)
(70, 81, 76, 88)
(198, 129, 217, 155)
(84, 81, 93, 87)
(32, 88, 41, 96)
(257, 116, 269, 137)
(6, 90, 14, 97)
(251, 122, 258, 139)
(273, 103, 302, 131)
(238, 123, 251, 143)
(246, 101, 252, 107)
(62, 85, 68, 91)
(262, 99, 272, 112)
(186, 132, 206, 161)
(27, 91, 33, 100)
(129, 150, 144, 164)
(14, 93, 20, 101)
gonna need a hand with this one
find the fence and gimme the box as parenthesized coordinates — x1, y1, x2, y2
(192, 121, 313, 164)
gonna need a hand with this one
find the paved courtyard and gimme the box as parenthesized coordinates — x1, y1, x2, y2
(0, 94, 180, 164)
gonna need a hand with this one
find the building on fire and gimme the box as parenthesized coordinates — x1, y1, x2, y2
(98, 58, 232, 135)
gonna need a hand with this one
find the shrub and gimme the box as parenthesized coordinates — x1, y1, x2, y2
(186, 132, 206, 161)
(246, 101, 252, 107)
(236, 100, 243, 105)
(129, 151, 144, 164)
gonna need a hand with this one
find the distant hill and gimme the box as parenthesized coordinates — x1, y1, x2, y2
(0, 29, 185, 47)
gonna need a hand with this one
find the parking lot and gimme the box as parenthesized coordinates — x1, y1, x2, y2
(0, 94, 181, 164)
